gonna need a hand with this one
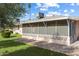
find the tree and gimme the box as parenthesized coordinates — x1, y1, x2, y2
(28, 3, 31, 20)
(0, 3, 26, 29)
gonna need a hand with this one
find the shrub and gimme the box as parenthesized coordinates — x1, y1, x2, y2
(14, 33, 22, 37)
(1, 29, 13, 38)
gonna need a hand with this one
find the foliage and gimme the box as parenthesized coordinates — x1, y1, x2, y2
(0, 3, 26, 29)
(13, 33, 22, 37)
(1, 29, 13, 38)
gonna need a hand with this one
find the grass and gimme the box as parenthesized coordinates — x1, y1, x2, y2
(0, 33, 67, 56)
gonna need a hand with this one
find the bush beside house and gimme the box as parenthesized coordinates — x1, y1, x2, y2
(1, 29, 13, 38)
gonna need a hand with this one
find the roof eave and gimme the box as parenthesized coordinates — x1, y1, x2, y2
(21, 17, 69, 24)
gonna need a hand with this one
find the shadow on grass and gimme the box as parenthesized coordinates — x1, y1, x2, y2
(10, 36, 16, 38)
(3, 46, 67, 56)
(0, 39, 25, 49)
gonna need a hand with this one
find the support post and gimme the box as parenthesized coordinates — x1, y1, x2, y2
(20, 24, 23, 35)
(56, 21, 57, 36)
(67, 19, 70, 46)
(43, 21, 47, 34)
(36, 23, 39, 40)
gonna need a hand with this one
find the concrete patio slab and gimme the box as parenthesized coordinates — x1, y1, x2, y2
(16, 38, 79, 56)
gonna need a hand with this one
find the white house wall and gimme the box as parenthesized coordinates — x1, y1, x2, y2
(22, 20, 69, 45)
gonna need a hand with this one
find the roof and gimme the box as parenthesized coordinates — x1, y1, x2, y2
(20, 15, 79, 24)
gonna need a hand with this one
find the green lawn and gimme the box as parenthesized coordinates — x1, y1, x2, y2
(0, 34, 67, 56)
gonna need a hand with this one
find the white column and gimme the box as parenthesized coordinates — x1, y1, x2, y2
(20, 24, 23, 35)
(56, 21, 57, 36)
(55, 21, 57, 37)
(36, 23, 39, 40)
(67, 19, 70, 46)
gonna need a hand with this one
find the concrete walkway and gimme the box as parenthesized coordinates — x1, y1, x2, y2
(16, 38, 79, 56)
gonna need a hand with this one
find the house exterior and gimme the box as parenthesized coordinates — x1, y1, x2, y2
(14, 15, 79, 46)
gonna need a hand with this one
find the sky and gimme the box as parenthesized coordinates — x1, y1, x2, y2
(20, 3, 79, 21)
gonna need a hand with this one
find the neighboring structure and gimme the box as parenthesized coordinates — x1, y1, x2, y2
(14, 15, 79, 46)
(13, 19, 22, 34)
